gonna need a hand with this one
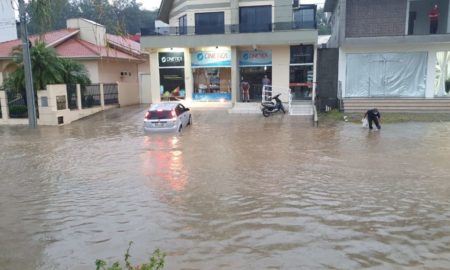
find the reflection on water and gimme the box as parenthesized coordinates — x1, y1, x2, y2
(1, 106, 450, 269)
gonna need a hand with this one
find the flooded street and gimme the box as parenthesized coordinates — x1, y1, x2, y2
(1, 106, 450, 270)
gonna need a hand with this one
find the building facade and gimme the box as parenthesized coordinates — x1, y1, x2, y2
(0, 18, 149, 95)
(141, 0, 318, 109)
(325, 0, 450, 112)
(0, 0, 17, 43)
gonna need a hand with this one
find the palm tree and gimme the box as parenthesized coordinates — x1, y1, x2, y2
(60, 58, 91, 86)
(4, 42, 91, 99)
(7, 41, 64, 95)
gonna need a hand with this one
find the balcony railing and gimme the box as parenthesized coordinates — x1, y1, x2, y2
(141, 21, 317, 36)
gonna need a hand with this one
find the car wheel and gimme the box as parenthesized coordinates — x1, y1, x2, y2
(188, 115, 192, 126)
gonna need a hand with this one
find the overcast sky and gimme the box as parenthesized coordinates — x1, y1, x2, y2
(137, 0, 325, 11)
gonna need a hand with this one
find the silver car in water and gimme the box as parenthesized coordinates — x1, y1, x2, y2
(143, 102, 192, 132)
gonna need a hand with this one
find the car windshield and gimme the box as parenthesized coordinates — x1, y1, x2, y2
(148, 110, 173, 120)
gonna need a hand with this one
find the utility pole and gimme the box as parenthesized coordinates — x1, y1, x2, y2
(18, 0, 37, 128)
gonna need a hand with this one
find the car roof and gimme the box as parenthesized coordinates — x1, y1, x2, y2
(149, 102, 181, 111)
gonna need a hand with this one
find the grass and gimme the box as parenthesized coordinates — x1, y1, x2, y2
(319, 110, 450, 124)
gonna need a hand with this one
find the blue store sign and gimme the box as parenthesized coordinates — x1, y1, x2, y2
(192, 50, 231, 67)
(239, 50, 272, 67)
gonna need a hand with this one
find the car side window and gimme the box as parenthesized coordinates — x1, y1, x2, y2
(175, 105, 182, 116)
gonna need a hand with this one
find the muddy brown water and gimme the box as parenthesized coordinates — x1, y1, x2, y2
(1, 106, 450, 270)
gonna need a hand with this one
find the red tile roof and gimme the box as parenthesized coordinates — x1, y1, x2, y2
(106, 33, 141, 55)
(0, 28, 143, 61)
(0, 29, 79, 58)
(55, 38, 140, 61)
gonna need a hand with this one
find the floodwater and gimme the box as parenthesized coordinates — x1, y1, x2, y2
(1, 106, 450, 270)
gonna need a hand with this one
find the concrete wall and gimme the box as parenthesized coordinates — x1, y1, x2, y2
(80, 60, 100, 83)
(346, 0, 407, 37)
(98, 59, 139, 83)
(317, 48, 339, 110)
(118, 82, 140, 106)
(271, 45, 291, 103)
(327, 0, 343, 48)
(67, 18, 106, 47)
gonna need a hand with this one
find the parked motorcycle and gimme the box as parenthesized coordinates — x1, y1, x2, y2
(261, 93, 286, 117)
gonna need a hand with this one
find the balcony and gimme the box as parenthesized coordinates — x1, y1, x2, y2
(140, 21, 317, 49)
(408, 0, 449, 36)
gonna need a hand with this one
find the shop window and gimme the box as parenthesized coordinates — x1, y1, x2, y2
(193, 68, 231, 101)
(239, 6, 272, 33)
(290, 45, 314, 64)
(240, 67, 272, 101)
(195, 12, 224, 34)
(160, 68, 185, 100)
(435, 51, 450, 96)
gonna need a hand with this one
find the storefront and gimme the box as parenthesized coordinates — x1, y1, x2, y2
(239, 50, 272, 101)
(191, 49, 232, 101)
(159, 52, 186, 100)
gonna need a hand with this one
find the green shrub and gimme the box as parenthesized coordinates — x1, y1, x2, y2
(95, 242, 165, 270)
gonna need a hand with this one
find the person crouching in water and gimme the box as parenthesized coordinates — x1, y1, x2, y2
(364, 108, 381, 130)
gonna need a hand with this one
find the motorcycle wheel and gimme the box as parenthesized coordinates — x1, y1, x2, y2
(262, 109, 270, 117)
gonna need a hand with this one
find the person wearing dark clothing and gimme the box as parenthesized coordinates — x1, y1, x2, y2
(364, 108, 381, 130)
(429, 4, 439, 34)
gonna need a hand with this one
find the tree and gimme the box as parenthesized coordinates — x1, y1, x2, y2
(26, 0, 159, 35)
(3, 42, 90, 97)
(317, 7, 331, 35)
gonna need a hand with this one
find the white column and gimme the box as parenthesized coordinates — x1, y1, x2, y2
(184, 48, 193, 103)
(100, 83, 105, 108)
(0, 91, 9, 119)
(231, 46, 239, 104)
(426, 49, 437, 98)
(150, 51, 161, 103)
(312, 44, 318, 104)
(76, 84, 82, 109)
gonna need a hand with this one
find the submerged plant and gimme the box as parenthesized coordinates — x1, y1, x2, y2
(95, 241, 165, 270)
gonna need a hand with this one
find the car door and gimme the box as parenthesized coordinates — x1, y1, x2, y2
(175, 105, 185, 126)
(178, 104, 188, 126)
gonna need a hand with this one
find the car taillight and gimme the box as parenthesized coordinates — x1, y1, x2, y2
(144, 111, 151, 119)
(171, 110, 176, 118)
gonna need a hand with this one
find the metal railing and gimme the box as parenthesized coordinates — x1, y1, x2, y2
(8, 95, 28, 118)
(142, 21, 317, 36)
(103, 83, 119, 105)
(67, 84, 78, 110)
(81, 84, 101, 108)
(262, 85, 273, 103)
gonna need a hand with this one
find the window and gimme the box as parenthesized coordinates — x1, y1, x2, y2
(195, 12, 224, 34)
(179, 15, 187, 35)
(290, 45, 314, 64)
(239, 6, 272, 33)
(293, 5, 316, 29)
(193, 68, 232, 101)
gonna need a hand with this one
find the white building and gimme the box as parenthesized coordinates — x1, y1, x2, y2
(0, 0, 17, 43)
